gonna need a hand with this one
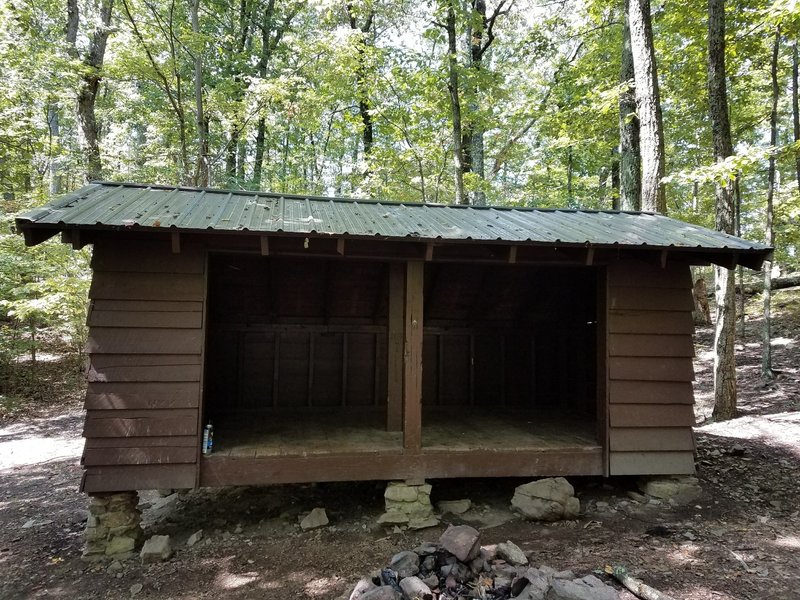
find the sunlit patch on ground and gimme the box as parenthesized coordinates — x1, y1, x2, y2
(214, 571, 260, 590)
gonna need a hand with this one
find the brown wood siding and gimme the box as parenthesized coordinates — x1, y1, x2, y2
(607, 260, 696, 476)
(82, 239, 205, 493)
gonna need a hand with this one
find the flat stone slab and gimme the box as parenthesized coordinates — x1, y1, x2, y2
(140, 535, 172, 563)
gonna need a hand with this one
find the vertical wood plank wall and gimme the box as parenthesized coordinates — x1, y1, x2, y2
(80, 239, 205, 493)
(607, 260, 697, 475)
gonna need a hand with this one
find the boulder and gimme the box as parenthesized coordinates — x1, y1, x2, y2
(439, 524, 481, 562)
(300, 508, 329, 531)
(390, 550, 420, 578)
(349, 578, 378, 600)
(512, 478, 579, 521)
(186, 530, 203, 547)
(546, 575, 619, 600)
(497, 541, 528, 566)
(360, 586, 402, 600)
(140, 535, 172, 563)
(399, 576, 433, 599)
(639, 476, 702, 504)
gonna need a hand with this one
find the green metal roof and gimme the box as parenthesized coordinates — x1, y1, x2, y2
(16, 182, 771, 268)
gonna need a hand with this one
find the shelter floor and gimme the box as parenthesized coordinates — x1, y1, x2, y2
(207, 410, 599, 457)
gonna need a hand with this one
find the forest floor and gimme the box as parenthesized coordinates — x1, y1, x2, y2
(0, 289, 798, 600)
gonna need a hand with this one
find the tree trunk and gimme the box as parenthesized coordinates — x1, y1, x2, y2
(254, 118, 266, 189)
(628, 0, 665, 213)
(793, 41, 799, 191)
(445, 1, 466, 205)
(611, 151, 621, 210)
(346, 4, 375, 185)
(708, 0, 737, 421)
(190, 0, 209, 187)
(68, 0, 114, 183)
(566, 147, 574, 204)
(469, 0, 488, 206)
(762, 27, 780, 381)
(47, 100, 63, 195)
(619, 0, 641, 211)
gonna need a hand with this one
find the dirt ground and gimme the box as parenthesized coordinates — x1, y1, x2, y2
(0, 289, 798, 600)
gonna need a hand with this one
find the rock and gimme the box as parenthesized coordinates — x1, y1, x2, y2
(639, 476, 702, 504)
(554, 570, 575, 580)
(626, 491, 647, 503)
(408, 516, 440, 530)
(377, 510, 409, 525)
(439, 524, 481, 562)
(517, 574, 550, 600)
(300, 508, 329, 531)
(106, 560, 123, 574)
(413, 542, 438, 556)
(497, 541, 528, 566)
(349, 578, 378, 600)
(186, 530, 203, 547)
(360, 586, 401, 600)
(546, 575, 619, 600)
(512, 478, 579, 521)
(421, 555, 436, 572)
(140, 535, 172, 563)
(385, 482, 423, 502)
(390, 550, 420, 578)
(105, 535, 137, 556)
(436, 499, 472, 515)
(399, 576, 432, 599)
(129, 583, 143, 597)
(421, 573, 438, 589)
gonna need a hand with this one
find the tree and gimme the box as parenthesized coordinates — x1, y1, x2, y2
(707, 0, 737, 421)
(66, 0, 115, 183)
(762, 26, 780, 382)
(346, 2, 375, 182)
(619, 0, 640, 211)
(794, 41, 800, 189)
(627, 0, 665, 214)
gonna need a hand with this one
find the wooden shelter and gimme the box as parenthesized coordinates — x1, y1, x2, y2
(16, 183, 771, 494)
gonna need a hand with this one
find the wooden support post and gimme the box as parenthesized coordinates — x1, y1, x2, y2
(307, 333, 315, 407)
(425, 243, 434, 262)
(171, 231, 181, 254)
(272, 334, 281, 408)
(403, 261, 424, 451)
(660, 249, 668, 268)
(336, 238, 345, 256)
(387, 264, 404, 431)
(341, 333, 349, 406)
(260, 235, 270, 256)
(508, 246, 517, 264)
(586, 247, 595, 266)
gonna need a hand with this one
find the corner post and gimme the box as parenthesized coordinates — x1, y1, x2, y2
(387, 263, 405, 431)
(403, 261, 424, 451)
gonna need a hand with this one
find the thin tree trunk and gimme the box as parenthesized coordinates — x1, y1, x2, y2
(793, 41, 799, 191)
(734, 176, 745, 338)
(628, 0, 665, 213)
(708, 0, 737, 421)
(445, 1, 466, 205)
(566, 147, 574, 204)
(762, 27, 780, 381)
(47, 100, 63, 195)
(190, 0, 209, 187)
(254, 118, 266, 189)
(619, 0, 641, 211)
(346, 4, 375, 185)
(611, 150, 621, 210)
(67, 0, 114, 183)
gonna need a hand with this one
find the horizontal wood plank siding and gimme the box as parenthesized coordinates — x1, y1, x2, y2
(85, 382, 200, 409)
(83, 465, 197, 493)
(82, 239, 205, 494)
(607, 260, 696, 476)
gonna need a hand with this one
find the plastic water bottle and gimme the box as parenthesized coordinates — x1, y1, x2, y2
(202, 421, 214, 455)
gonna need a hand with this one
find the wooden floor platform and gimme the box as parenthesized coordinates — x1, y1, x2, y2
(208, 411, 599, 457)
(199, 410, 604, 487)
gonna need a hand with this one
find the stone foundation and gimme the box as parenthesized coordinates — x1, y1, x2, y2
(377, 481, 439, 529)
(83, 492, 144, 560)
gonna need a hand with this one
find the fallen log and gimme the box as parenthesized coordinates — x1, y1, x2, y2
(702, 275, 800, 297)
(603, 565, 676, 600)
